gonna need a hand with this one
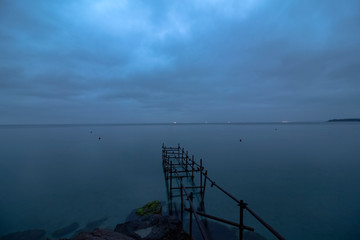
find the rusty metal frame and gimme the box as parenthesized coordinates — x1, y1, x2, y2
(162, 143, 286, 240)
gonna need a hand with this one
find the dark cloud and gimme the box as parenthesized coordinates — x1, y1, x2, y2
(1, 0, 359, 123)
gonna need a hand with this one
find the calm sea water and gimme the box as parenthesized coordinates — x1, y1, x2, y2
(0, 123, 359, 240)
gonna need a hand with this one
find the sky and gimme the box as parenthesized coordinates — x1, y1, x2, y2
(1, 0, 359, 124)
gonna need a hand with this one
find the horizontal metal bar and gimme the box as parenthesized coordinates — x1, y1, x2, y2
(171, 186, 202, 190)
(167, 169, 200, 173)
(172, 170, 191, 173)
(187, 210, 254, 232)
(177, 175, 194, 178)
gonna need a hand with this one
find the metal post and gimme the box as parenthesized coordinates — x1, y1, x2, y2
(200, 158, 203, 197)
(182, 148, 184, 167)
(239, 200, 244, 240)
(170, 160, 173, 199)
(166, 156, 169, 180)
(189, 192, 193, 238)
(181, 183, 184, 225)
(192, 155, 195, 180)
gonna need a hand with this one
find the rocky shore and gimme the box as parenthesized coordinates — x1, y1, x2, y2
(1, 201, 266, 240)
(0, 201, 189, 240)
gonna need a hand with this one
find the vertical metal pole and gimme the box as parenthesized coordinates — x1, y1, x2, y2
(192, 155, 194, 180)
(189, 192, 193, 238)
(165, 156, 168, 180)
(163, 155, 166, 177)
(178, 144, 180, 161)
(239, 200, 244, 240)
(182, 148, 184, 166)
(200, 158, 203, 197)
(186, 151, 189, 171)
(170, 160, 173, 199)
(180, 183, 184, 226)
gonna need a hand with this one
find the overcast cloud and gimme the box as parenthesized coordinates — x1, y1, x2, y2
(1, 0, 359, 123)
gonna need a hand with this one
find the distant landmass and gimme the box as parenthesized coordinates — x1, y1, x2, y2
(328, 118, 360, 122)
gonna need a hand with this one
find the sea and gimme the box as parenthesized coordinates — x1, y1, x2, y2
(0, 122, 359, 240)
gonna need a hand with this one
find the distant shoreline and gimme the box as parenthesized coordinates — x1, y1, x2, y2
(0, 121, 332, 127)
(328, 118, 360, 122)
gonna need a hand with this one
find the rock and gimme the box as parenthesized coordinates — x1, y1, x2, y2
(52, 222, 80, 238)
(72, 228, 135, 240)
(134, 227, 152, 238)
(0, 229, 46, 240)
(114, 214, 189, 240)
(135, 201, 161, 217)
(61, 200, 188, 240)
(125, 201, 163, 223)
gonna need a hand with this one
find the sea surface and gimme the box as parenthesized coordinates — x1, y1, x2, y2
(0, 123, 359, 240)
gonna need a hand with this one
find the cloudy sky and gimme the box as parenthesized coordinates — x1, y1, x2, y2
(1, 0, 359, 124)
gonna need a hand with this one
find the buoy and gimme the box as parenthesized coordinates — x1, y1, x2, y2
(90, 131, 93, 134)
(240, 139, 242, 142)
(98, 137, 101, 140)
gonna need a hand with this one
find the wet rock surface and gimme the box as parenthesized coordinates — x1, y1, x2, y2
(114, 214, 188, 240)
(0, 201, 268, 240)
(135, 201, 162, 217)
(71, 228, 135, 240)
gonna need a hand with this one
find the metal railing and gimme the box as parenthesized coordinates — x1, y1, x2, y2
(162, 143, 286, 240)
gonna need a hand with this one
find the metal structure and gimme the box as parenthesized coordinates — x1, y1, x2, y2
(162, 143, 286, 240)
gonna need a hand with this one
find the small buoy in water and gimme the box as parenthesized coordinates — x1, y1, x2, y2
(98, 137, 102, 140)
(239, 139, 242, 142)
(274, 128, 278, 131)
(90, 130, 93, 134)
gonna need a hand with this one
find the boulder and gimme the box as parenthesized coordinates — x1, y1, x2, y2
(72, 228, 135, 240)
(135, 201, 161, 217)
(115, 214, 189, 240)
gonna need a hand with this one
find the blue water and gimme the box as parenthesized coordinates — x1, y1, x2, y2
(0, 123, 359, 240)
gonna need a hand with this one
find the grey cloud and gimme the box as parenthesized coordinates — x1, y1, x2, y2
(1, 0, 359, 123)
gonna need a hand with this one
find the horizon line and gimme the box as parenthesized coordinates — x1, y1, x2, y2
(0, 120, 345, 127)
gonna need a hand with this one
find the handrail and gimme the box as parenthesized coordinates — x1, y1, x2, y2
(202, 172, 286, 240)
(173, 168, 209, 240)
(162, 144, 286, 240)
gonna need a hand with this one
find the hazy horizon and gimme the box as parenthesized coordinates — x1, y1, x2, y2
(1, 119, 358, 126)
